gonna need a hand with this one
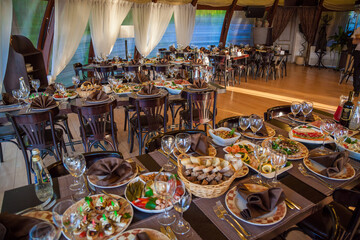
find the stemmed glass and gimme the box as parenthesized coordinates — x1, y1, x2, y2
(29, 222, 57, 240)
(53, 199, 80, 239)
(63, 152, 88, 199)
(12, 89, 21, 104)
(19, 84, 31, 106)
(175, 133, 192, 159)
(161, 135, 176, 172)
(252, 145, 270, 183)
(271, 151, 287, 186)
(301, 101, 313, 120)
(171, 183, 192, 235)
(249, 114, 264, 136)
(154, 172, 176, 225)
(72, 76, 80, 90)
(55, 82, 67, 105)
(333, 126, 349, 151)
(318, 119, 336, 152)
(31, 79, 41, 96)
(239, 116, 250, 132)
(291, 101, 302, 118)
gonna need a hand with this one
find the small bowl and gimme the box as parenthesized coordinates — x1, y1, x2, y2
(208, 127, 241, 146)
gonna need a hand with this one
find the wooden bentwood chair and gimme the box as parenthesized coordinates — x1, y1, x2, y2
(73, 100, 118, 152)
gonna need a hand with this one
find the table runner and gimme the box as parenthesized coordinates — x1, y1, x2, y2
(193, 181, 314, 240)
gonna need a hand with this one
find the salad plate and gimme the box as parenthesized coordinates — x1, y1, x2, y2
(262, 136, 309, 160)
(289, 125, 333, 144)
(208, 127, 241, 146)
(336, 137, 360, 160)
(165, 84, 183, 95)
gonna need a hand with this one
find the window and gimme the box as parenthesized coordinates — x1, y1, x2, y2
(227, 11, 254, 45)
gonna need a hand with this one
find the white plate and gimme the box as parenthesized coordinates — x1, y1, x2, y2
(289, 126, 333, 144)
(85, 98, 111, 104)
(165, 85, 183, 95)
(336, 137, 360, 161)
(209, 127, 241, 146)
(117, 228, 169, 240)
(225, 184, 287, 226)
(136, 92, 161, 98)
(222, 140, 255, 154)
(125, 172, 173, 214)
(31, 102, 59, 111)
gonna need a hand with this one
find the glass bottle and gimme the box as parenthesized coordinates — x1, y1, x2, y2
(340, 91, 354, 127)
(334, 95, 348, 122)
(32, 149, 53, 202)
(349, 101, 360, 130)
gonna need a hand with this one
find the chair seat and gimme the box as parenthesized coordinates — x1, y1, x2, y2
(83, 122, 117, 138)
(180, 109, 213, 124)
(130, 115, 164, 131)
(23, 128, 63, 148)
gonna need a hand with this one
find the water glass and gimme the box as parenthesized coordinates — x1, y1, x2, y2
(161, 135, 176, 171)
(52, 199, 80, 238)
(171, 184, 192, 235)
(249, 114, 264, 135)
(301, 101, 313, 118)
(63, 152, 87, 199)
(239, 116, 250, 132)
(72, 76, 80, 90)
(252, 145, 270, 183)
(154, 172, 176, 225)
(29, 222, 57, 240)
(291, 101, 302, 118)
(12, 89, 21, 103)
(271, 151, 287, 185)
(320, 119, 336, 147)
(31, 79, 41, 95)
(175, 133, 191, 156)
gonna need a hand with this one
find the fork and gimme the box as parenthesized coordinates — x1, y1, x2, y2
(298, 163, 334, 190)
(16, 196, 57, 215)
(213, 206, 247, 240)
(216, 201, 251, 237)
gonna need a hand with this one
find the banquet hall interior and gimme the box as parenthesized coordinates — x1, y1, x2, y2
(0, 0, 360, 239)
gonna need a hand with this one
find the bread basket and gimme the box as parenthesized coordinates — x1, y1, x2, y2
(177, 156, 236, 198)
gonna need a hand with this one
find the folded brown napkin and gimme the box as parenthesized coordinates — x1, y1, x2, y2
(169, 46, 176, 52)
(139, 84, 160, 95)
(135, 232, 150, 240)
(158, 48, 167, 52)
(0, 213, 44, 240)
(134, 73, 150, 84)
(87, 158, 135, 186)
(242, 125, 268, 137)
(191, 79, 208, 89)
(310, 151, 349, 177)
(31, 95, 57, 109)
(199, 47, 210, 54)
(159, 58, 168, 64)
(130, 59, 140, 65)
(237, 184, 285, 220)
(190, 133, 209, 156)
(291, 112, 315, 122)
(2, 93, 18, 105)
(86, 90, 109, 102)
(192, 58, 203, 65)
(44, 84, 56, 95)
(183, 46, 192, 52)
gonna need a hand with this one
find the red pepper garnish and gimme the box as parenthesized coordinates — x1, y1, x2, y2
(99, 232, 104, 237)
(79, 231, 86, 238)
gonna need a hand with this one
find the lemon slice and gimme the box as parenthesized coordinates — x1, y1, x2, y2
(261, 164, 273, 174)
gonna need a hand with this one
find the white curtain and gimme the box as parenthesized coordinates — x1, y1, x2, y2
(90, 0, 132, 58)
(0, 0, 12, 93)
(133, 3, 174, 57)
(50, 0, 92, 83)
(174, 3, 196, 47)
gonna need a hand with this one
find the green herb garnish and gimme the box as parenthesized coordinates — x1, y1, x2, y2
(123, 213, 131, 219)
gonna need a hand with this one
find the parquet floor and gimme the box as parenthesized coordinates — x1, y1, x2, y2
(0, 63, 353, 213)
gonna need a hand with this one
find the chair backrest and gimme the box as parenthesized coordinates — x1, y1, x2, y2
(77, 100, 117, 141)
(7, 109, 58, 150)
(73, 63, 83, 77)
(47, 161, 69, 178)
(123, 65, 141, 73)
(216, 116, 240, 129)
(145, 129, 206, 153)
(135, 95, 168, 132)
(83, 151, 123, 168)
(264, 105, 291, 121)
(95, 66, 116, 83)
(151, 65, 170, 74)
(187, 90, 217, 128)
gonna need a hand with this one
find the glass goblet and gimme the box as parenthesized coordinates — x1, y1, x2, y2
(12, 89, 21, 104)
(72, 76, 80, 90)
(171, 183, 192, 235)
(53, 199, 80, 238)
(333, 126, 349, 151)
(175, 133, 191, 158)
(239, 116, 250, 132)
(252, 145, 270, 183)
(271, 151, 287, 186)
(301, 101, 313, 119)
(320, 119, 336, 147)
(291, 101, 302, 118)
(63, 152, 87, 199)
(31, 79, 41, 96)
(29, 222, 57, 240)
(161, 135, 176, 172)
(154, 172, 176, 225)
(249, 114, 264, 136)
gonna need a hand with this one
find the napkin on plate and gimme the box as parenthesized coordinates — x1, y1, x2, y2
(86, 90, 109, 102)
(292, 112, 315, 122)
(159, 58, 168, 64)
(190, 133, 209, 156)
(310, 151, 350, 177)
(31, 95, 57, 109)
(183, 46, 192, 52)
(139, 84, 160, 95)
(191, 79, 208, 89)
(242, 125, 268, 137)
(44, 84, 56, 95)
(134, 73, 150, 84)
(87, 158, 135, 186)
(135, 232, 150, 240)
(192, 58, 203, 64)
(0, 213, 44, 240)
(2, 93, 18, 105)
(169, 46, 176, 52)
(200, 47, 210, 54)
(237, 184, 285, 220)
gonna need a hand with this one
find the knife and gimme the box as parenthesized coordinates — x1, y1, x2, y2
(166, 226, 178, 240)
(160, 226, 171, 239)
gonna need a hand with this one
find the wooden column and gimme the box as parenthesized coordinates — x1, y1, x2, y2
(88, 39, 95, 63)
(37, 0, 54, 74)
(267, 0, 279, 26)
(219, 0, 239, 45)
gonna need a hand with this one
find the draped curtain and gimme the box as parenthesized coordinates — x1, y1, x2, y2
(90, 0, 132, 58)
(174, 3, 196, 47)
(272, 7, 296, 42)
(50, 0, 92, 83)
(133, 3, 174, 57)
(0, 0, 12, 93)
(298, 7, 318, 45)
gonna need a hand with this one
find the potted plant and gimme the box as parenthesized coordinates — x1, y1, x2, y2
(329, 26, 353, 69)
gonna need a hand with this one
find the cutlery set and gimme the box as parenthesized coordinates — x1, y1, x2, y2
(298, 163, 334, 190)
(16, 195, 57, 215)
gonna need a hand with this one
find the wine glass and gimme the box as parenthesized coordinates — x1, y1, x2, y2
(31, 79, 41, 96)
(171, 183, 192, 235)
(301, 101, 313, 119)
(252, 145, 270, 183)
(271, 151, 287, 186)
(161, 135, 176, 171)
(12, 89, 21, 104)
(154, 172, 176, 225)
(72, 76, 80, 90)
(318, 119, 336, 152)
(29, 222, 57, 240)
(333, 126, 349, 151)
(238, 116, 250, 132)
(175, 133, 191, 159)
(249, 114, 264, 136)
(53, 199, 80, 238)
(63, 152, 88, 199)
(291, 101, 302, 118)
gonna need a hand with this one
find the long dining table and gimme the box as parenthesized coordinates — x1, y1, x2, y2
(2, 107, 360, 240)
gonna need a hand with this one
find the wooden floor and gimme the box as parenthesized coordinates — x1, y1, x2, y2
(0, 63, 353, 219)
